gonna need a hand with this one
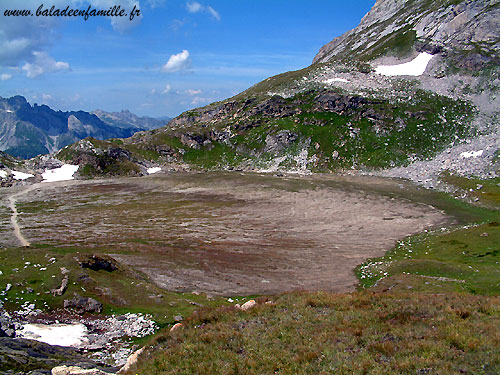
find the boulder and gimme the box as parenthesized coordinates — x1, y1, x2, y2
(63, 294, 103, 314)
(78, 255, 119, 272)
(52, 366, 114, 375)
(170, 323, 183, 332)
(117, 347, 145, 374)
(0, 312, 16, 337)
(239, 300, 257, 311)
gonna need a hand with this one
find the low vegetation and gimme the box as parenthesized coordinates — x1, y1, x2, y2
(122, 175, 500, 374)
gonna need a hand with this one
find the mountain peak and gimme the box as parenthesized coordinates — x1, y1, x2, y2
(313, 0, 499, 68)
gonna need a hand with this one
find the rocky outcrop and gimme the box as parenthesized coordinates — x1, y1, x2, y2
(0, 337, 116, 374)
(0, 312, 16, 337)
(313, 0, 500, 66)
(63, 294, 103, 314)
(78, 255, 119, 272)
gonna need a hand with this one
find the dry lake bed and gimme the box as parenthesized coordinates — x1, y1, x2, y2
(0, 172, 454, 295)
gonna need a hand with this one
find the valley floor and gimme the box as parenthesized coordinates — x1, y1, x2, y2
(0, 171, 499, 374)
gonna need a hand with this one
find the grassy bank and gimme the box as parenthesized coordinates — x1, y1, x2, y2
(129, 291, 500, 375)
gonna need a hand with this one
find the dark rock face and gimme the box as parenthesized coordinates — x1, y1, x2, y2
(0, 337, 118, 374)
(63, 294, 103, 314)
(0, 313, 15, 338)
(79, 255, 119, 272)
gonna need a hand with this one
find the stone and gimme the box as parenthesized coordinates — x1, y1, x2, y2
(78, 255, 119, 272)
(240, 300, 257, 311)
(0, 312, 16, 337)
(174, 315, 183, 322)
(63, 293, 103, 314)
(117, 347, 145, 374)
(51, 275, 69, 296)
(51, 366, 114, 375)
(170, 323, 183, 332)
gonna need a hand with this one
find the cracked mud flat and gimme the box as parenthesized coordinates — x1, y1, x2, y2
(0, 172, 451, 295)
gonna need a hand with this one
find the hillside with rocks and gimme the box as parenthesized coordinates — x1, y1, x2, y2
(52, 0, 499, 187)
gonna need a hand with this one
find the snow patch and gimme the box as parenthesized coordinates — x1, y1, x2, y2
(0, 170, 7, 178)
(18, 323, 88, 347)
(460, 150, 484, 159)
(12, 171, 34, 180)
(42, 164, 79, 182)
(323, 78, 349, 84)
(375, 52, 434, 77)
(147, 167, 162, 174)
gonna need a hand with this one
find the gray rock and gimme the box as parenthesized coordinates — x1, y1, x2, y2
(0, 312, 16, 337)
(63, 294, 102, 314)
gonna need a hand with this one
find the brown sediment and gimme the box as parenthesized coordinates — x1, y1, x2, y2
(1, 172, 452, 295)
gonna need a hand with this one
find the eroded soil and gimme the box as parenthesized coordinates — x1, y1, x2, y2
(0, 172, 452, 295)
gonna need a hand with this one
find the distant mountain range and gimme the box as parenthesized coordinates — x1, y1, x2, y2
(91, 109, 169, 131)
(0, 96, 170, 159)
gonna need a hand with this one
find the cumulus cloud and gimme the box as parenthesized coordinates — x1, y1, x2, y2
(186, 2, 220, 21)
(191, 96, 210, 106)
(0, 0, 143, 70)
(162, 84, 172, 94)
(0, 73, 12, 81)
(151, 84, 172, 95)
(185, 89, 202, 95)
(22, 51, 70, 78)
(162, 50, 191, 73)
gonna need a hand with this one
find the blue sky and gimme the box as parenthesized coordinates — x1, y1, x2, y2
(0, 1, 375, 117)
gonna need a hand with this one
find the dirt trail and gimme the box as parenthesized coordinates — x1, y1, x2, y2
(7, 184, 37, 247)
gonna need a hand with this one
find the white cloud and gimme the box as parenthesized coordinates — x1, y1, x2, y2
(151, 84, 172, 95)
(162, 50, 191, 73)
(191, 96, 210, 106)
(186, 1, 203, 13)
(186, 2, 220, 20)
(162, 84, 172, 94)
(22, 51, 70, 78)
(206, 6, 220, 21)
(0, 0, 143, 69)
(42, 93, 53, 101)
(185, 89, 202, 95)
(0, 73, 12, 81)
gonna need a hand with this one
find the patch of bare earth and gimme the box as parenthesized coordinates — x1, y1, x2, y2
(1, 172, 450, 295)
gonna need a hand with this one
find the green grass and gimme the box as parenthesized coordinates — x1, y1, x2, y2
(129, 291, 500, 375)
(356, 177, 500, 295)
(0, 246, 227, 326)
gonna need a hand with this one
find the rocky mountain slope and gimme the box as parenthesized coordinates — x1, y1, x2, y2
(54, 0, 498, 184)
(0, 96, 160, 159)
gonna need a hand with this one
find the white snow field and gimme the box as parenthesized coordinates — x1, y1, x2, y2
(42, 164, 79, 182)
(375, 52, 434, 76)
(18, 323, 88, 347)
(147, 167, 162, 174)
(12, 171, 34, 180)
(323, 78, 349, 84)
(460, 150, 484, 159)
